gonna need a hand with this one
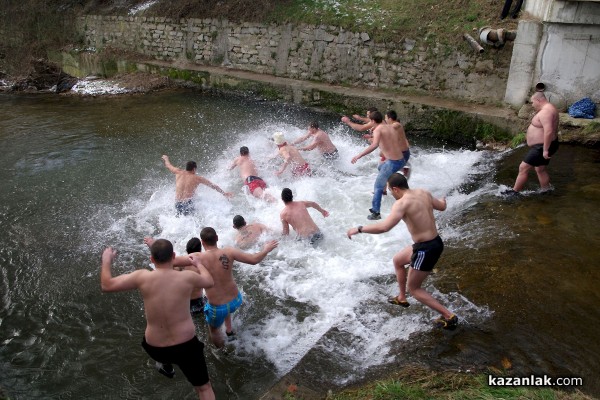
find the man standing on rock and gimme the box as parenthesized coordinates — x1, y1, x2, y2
(509, 92, 559, 193)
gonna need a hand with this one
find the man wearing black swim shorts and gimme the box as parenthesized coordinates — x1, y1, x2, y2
(511, 92, 559, 193)
(346, 173, 458, 330)
(101, 239, 216, 399)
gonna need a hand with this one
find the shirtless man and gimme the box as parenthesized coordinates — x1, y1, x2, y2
(181, 227, 278, 348)
(351, 111, 406, 220)
(143, 236, 205, 315)
(273, 132, 312, 177)
(228, 146, 276, 203)
(510, 92, 559, 193)
(347, 173, 457, 330)
(162, 155, 233, 216)
(292, 121, 339, 160)
(100, 240, 216, 399)
(385, 110, 412, 179)
(280, 188, 329, 246)
(232, 215, 271, 249)
(341, 107, 379, 140)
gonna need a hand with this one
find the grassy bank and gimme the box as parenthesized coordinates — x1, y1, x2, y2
(280, 366, 594, 400)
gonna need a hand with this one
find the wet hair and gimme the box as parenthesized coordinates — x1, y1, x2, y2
(200, 227, 218, 246)
(370, 111, 383, 123)
(388, 172, 409, 190)
(233, 215, 246, 229)
(309, 121, 319, 129)
(386, 110, 398, 121)
(185, 161, 197, 171)
(240, 146, 249, 156)
(367, 107, 379, 113)
(150, 239, 174, 263)
(281, 188, 293, 203)
(186, 237, 202, 254)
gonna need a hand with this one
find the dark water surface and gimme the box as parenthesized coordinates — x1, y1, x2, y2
(0, 91, 598, 399)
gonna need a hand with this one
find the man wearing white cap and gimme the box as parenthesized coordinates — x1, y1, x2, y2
(273, 132, 312, 178)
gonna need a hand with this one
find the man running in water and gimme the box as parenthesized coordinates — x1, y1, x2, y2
(347, 173, 457, 330)
(100, 240, 216, 399)
(228, 146, 276, 203)
(190, 227, 278, 348)
(280, 188, 329, 246)
(232, 215, 271, 249)
(273, 132, 312, 177)
(341, 107, 379, 141)
(292, 121, 339, 160)
(351, 111, 406, 220)
(508, 92, 559, 193)
(386, 110, 412, 179)
(162, 155, 233, 216)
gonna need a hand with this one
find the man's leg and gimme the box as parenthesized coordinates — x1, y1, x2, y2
(407, 268, 453, 319)
(194, 382, 216, 400)
(513, 161, 532, 192)
(391, 246, 412, 302)
(224, 314, 233, 335)
(534, 165, 550, 189)
(208, 326, 225, 348)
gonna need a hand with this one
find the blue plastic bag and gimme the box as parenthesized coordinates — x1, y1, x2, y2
(568, 97, 596, 119)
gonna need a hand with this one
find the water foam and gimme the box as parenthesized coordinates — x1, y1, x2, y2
(97, 121, 493, 377)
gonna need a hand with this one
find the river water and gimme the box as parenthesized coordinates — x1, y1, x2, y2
(0, 90, 598, 399)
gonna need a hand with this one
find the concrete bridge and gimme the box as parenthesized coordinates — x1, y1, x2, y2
(505, 0, 600, 109)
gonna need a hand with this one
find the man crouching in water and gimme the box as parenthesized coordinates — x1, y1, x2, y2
(280, 188, 329, 246)
(100, 239, 216, 399)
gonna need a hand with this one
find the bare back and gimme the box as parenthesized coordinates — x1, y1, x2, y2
(391, 189, 441, 243)
(194, 248, 239, 305)
(235, 223, 268, 249)
(390, 121, 410, 152)
(314, 130, 337, 153)
(373, 123, 404, 160)
(174, 173, 202, 201)
(280, 144, 308, 167)
(233, 155, 259, 180)
(138, 269, 202, 346)
(280, 201, 320, 237)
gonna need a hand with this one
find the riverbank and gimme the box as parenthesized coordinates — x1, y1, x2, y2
(262, 365, 594, 400)
(3, 58, 598, 146)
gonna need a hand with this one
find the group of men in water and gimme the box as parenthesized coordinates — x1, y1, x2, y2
(100, 92, 559, 399)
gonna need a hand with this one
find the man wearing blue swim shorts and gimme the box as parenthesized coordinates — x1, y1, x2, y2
(192, 227, 278, 348)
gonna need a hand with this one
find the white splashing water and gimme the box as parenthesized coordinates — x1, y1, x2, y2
(100, 121, 492, 379)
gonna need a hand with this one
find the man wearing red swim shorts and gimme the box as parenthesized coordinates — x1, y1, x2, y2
(229, 146, 276, 203)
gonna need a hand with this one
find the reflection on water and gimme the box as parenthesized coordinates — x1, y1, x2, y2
(0, 91, 599, 399)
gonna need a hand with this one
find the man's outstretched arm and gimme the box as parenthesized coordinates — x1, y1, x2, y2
(162, 155, 182, 174)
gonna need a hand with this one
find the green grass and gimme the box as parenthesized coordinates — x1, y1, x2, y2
(324, 367, 593, 400)
(430, 110, 513, 147)
(266, 0, 511, 43)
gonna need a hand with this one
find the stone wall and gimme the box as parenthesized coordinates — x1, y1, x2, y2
(80, 15, 513, 104)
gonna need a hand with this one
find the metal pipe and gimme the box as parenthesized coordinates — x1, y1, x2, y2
(463, 33, 484, 54)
